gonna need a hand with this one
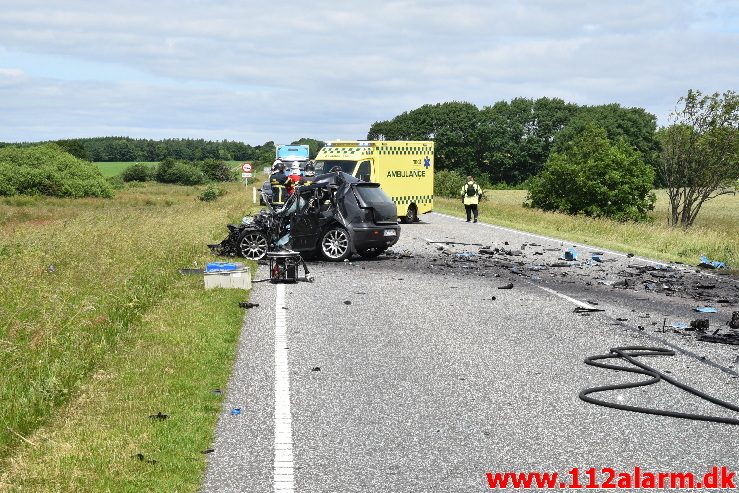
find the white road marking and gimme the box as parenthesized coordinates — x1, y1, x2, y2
(534, 284, 599, 309)
(430, 212, 738, 284)
(274, 283, 295, 492)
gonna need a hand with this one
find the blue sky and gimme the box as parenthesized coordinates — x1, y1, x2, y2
(0, 0, 737, 145)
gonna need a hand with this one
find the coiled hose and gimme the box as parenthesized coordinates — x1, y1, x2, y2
(580, 346, 739, 425)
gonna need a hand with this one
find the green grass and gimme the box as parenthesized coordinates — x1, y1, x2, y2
(94, 161, 158, 177)
(1, 278, 246, 492)
(0, 181, 262, 490)
(434, 190, 739, 268)
(95, 161, 248, 178)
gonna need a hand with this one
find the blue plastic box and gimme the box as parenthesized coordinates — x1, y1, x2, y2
(205, 262, 244, 273)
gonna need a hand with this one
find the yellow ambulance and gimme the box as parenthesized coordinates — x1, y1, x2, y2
(313, 141, 434, 223)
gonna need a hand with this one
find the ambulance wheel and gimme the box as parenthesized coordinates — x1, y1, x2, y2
(357, 247, 386, 259)
(237, 230, 269, 260)
(401, 204, 418, 224)
(320, 226, 351, 261)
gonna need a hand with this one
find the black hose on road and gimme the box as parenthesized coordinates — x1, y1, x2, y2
(580, 346, 739, 425)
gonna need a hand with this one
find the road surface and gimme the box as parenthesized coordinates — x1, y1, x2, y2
(203, 212, 739, 492)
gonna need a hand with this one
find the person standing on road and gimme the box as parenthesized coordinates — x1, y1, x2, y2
(270, 161, 288, 206)
(461, 175, 483, 223)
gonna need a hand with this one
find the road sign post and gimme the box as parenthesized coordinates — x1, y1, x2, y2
(241, 162, 253, 187)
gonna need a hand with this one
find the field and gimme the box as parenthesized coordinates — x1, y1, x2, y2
(94, 161, 158, 177)
(435, 190, 739, 269)
(94, 161, 247, 178)
(0, 181, 262, 491)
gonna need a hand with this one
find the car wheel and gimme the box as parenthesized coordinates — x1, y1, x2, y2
(237, 230, 269, 260)
(400, 204, 418, 224)
(320, 226, 351, 261)
(357, 247, 386, 259)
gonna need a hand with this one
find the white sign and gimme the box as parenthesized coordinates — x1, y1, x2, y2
(241, 172, 252, 178)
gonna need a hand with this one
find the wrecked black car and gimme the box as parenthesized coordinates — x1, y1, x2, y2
(210, 172, 400, 261)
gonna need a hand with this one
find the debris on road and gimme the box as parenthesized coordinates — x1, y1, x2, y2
(730, 312, 739, 330)
(694, 306, 718, 313)
(497, 283, 514, 289)
(560, 247, 578, 261)
(690, 319, 710, 330)
(574, 306, 605, 314)
(230, 408, 241, 415)
(239, 302, 259, 308)
(699, 255, 728, 269)
(311, 367, 321, 372)
(344, 300, 352, 305)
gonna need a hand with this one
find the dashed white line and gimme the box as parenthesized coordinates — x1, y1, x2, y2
(274, 284, 295, 492)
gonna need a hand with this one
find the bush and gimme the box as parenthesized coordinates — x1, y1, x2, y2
(527, 124, 656, 221)
(434, 169, 467, 198)
(0, 144, 113, 198)
(155, 158, 206, 185)
(199, 185, 226, 202)
(200, 158, 233, 182)
(121, 163, 152, 182)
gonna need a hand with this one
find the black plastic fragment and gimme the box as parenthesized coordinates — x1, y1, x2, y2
(690, 319, 710, 330)
(497, 283, 514, 289)
(149, 412, 169, 421)
(239, 302, 259, 308)
(574, 306, 605, 313)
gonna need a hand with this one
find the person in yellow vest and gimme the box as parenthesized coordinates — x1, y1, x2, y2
(460, 175, 483, 223)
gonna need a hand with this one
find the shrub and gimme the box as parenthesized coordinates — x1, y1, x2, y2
(199, 185, 226, 202)
(527, 124, 656, 221)
(434, 169, 467, 198)
(155, 159, 206, 185)
(121, 163, 152, 182)
(200, 158, 233, 182)
(0, 144, 113, 198)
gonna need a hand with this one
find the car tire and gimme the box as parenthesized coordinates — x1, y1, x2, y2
(400, 204, 418, 224)
(320, 226, 351, 261)
(357, 247, 386, 259)
(237, 230, 269, 260)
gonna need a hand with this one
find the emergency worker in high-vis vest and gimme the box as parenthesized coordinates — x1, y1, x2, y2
(270, 161, 288, 206)
(460, 175, 483, 223)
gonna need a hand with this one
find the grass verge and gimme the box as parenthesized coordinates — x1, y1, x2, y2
(0, 278, 246, 492)
(433, 190, 739, 269)
(0, 180, 264, 488)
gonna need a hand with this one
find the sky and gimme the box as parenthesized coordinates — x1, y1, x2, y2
(0, 0, 737, 145)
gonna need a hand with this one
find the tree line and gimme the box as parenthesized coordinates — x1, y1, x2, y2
(368, 97, 660, 186)
(0, 137, 326, 169)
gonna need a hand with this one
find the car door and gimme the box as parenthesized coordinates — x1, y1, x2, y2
(289, 191, 321, 250)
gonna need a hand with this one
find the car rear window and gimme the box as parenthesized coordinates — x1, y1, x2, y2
(354, 185, 391, 204)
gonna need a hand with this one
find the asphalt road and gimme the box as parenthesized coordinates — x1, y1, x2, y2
(203, 212, 739, 492)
